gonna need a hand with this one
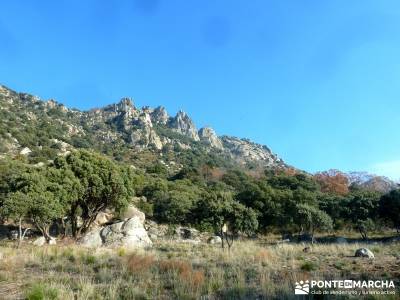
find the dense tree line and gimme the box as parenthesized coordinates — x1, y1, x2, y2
(1, 150, 400, 243)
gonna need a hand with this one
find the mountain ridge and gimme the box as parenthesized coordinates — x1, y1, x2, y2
(0, 84, 286, 172)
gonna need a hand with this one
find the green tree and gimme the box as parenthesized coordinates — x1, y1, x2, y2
(53, 150, 134, 237)
(344, 190, 380, 239)
(295, 203, 333, 243)
(379, 189, 400, 232)
(3, 170, 65, 242)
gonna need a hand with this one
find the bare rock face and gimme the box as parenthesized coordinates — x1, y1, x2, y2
(79, 228, 103, 248)
(168, 111, 200, 141)
(151, 106, 169, 125)
(20, 147, 32, 155)
(221, 136, 285, 167)
(121, 204, 146, 223)
(93, 211, 114, 227)
(79, 216, 152, 248)
(198, 127, 223, 149)
(130, 125, 163, 150)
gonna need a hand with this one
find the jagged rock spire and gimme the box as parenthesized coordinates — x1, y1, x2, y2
(169, 110, 200, 141)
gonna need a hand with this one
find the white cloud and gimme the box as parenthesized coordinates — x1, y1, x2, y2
(369, 160, 400, 181)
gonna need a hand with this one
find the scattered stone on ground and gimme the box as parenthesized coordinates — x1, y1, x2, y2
(208, 236, 222, 244)
(355, 248, 375, 259)
(32, 236, 46, 246)
(32, 236, 56, 246)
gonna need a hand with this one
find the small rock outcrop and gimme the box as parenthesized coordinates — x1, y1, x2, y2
(120, 204, 146, 224)
(32, 236, 56, 246)
(79, 216, 152, 248)
(199, 127, 223, 149)
(207, 236, 222, 244)
(169, 111, 200, 141)
(221, 136, 285, 168)
(355, 248, 374, 259)
(93, 211, 114, 228)
(151, 106, 169, 125)
(20, 147, 32, 155)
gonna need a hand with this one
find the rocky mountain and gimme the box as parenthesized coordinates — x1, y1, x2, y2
(319, 169, 398, 194)
(0, 84, 286, 171)
(347, 171, 398, 193)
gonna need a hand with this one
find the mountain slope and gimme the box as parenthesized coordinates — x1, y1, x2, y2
(0, 84, 286, 172)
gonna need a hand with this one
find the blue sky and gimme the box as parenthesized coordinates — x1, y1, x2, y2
(1, 1, 400, 179)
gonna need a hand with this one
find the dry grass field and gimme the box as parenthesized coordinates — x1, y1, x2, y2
(0, 238, 399, 300)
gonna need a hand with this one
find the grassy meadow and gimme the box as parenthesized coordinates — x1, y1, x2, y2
(0, 237, 399, 300)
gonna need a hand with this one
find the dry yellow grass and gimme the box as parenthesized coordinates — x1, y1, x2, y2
(0, 239, 399, 299)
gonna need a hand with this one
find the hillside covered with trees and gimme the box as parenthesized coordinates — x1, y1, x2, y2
(0, 85, 399, 243)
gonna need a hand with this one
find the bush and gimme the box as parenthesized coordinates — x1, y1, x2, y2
(127, 253, 155, 274)
(25, 283, 58, 300)
(300, 261, 319, 271)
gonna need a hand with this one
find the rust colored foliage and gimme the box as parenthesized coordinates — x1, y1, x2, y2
(159, 259, 205, 289)
(314, 170, 349, 195)
(127, 253, 155, 274)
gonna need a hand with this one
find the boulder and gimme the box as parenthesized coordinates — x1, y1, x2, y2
(355, 248, 374, 259)
(145, 220, 169, 241)
(79, 228, 103, 248)
(32, 236, 46, 246)
(208, 236, 222, 244)
(176, 227, 200, 240)
(20, 147, 32, 155)
(32, 236, 56, 246)
(9, 230, 18, 240)
(121, 205, 145, 223)
(80, 216, 152, 248)
(93, 211, 113, 227)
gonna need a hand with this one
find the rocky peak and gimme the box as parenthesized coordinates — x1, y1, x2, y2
(198, 127, 223, 149)
(151, 106, 169, 125)
(221, 136, 284, 167)
(0, 85, 12, 97)
(169, 110, 199, 141)
(134, 111, 153, 128)
(116, 97, 135, 112)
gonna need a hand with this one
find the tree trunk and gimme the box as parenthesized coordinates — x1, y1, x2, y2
(60, 218, 66, 239)
(220, 228, 225, 249)
(225, 233, 234, 250)
(17, 218, 22, 248)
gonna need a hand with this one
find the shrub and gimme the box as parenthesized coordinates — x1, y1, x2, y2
(300, 261, 319, 271)
(190, 270, 205, 289)
(127, 253, 155, 274)
(158, 259, 192, 276)
(25, 283, 58, 300)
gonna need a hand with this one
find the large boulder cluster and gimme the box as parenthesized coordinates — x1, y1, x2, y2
(79, 205, 152, 249)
